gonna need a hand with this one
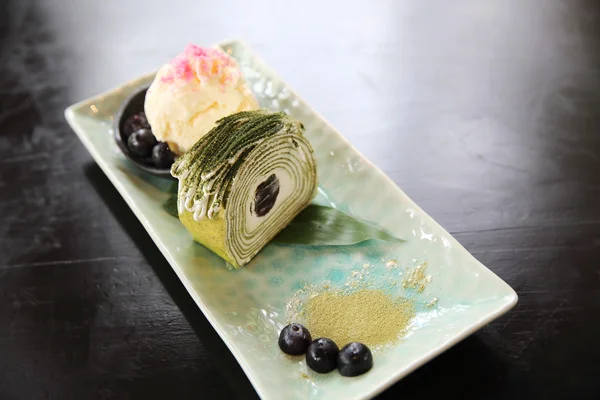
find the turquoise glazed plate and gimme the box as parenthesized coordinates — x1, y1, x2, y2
(65, 39, 517, 400)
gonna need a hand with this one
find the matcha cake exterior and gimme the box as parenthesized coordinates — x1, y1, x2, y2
(171, 110, 317, 268)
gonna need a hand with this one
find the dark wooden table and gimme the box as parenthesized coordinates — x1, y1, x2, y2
(2, 0, 600, 399)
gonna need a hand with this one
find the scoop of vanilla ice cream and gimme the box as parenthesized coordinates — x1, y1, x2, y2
(144, 45, 259, 155)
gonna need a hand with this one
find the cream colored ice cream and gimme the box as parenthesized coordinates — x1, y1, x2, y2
(144, 44, 258, 155)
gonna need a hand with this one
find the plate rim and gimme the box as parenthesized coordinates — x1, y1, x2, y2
(65, 38, 518, 400)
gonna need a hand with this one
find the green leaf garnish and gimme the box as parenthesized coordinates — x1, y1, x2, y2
(162, 193, 179, 218)
(163, 195, 403, 246)
(273, 205, 403, 246)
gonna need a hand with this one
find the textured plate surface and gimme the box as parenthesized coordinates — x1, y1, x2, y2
(65, 39, 517, 400)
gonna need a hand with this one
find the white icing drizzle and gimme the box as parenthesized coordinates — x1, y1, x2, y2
(180, 138, 271, 222)
(177, 179, 185, 214)
(207, 204, 220, 219)
(192, 198, 208, 220)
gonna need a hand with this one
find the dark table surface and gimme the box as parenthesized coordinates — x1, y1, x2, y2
(2, 0, 600, 399)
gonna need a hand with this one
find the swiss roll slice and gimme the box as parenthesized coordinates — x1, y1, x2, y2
(171, 109, 317, 268)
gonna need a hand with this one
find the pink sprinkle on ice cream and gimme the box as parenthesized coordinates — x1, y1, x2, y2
(160, 44, 239, 85)
(184, 44, 209, 58)
(145, 43, 258, 155)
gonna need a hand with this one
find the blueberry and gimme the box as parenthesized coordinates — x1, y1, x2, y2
(278, 323, 312, 355)
(306, 338, 339, 373)
(123, 112, 150, 137)
(337, 342, 373, 377)
(127, 128, 156, 158)
(152, 142, 175, 168)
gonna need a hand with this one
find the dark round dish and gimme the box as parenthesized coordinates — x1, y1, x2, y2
(114, 86, 175, 179)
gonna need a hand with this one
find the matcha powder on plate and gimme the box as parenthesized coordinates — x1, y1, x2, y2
(304, 289, 415, 348)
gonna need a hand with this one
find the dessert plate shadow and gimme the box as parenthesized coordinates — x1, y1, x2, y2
(65, 39, 517, 400)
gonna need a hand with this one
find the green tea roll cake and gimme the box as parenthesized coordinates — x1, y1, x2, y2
(171, 109, 318, 268)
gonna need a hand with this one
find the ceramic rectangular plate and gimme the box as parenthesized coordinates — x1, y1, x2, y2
(65, 39, 517, 400)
